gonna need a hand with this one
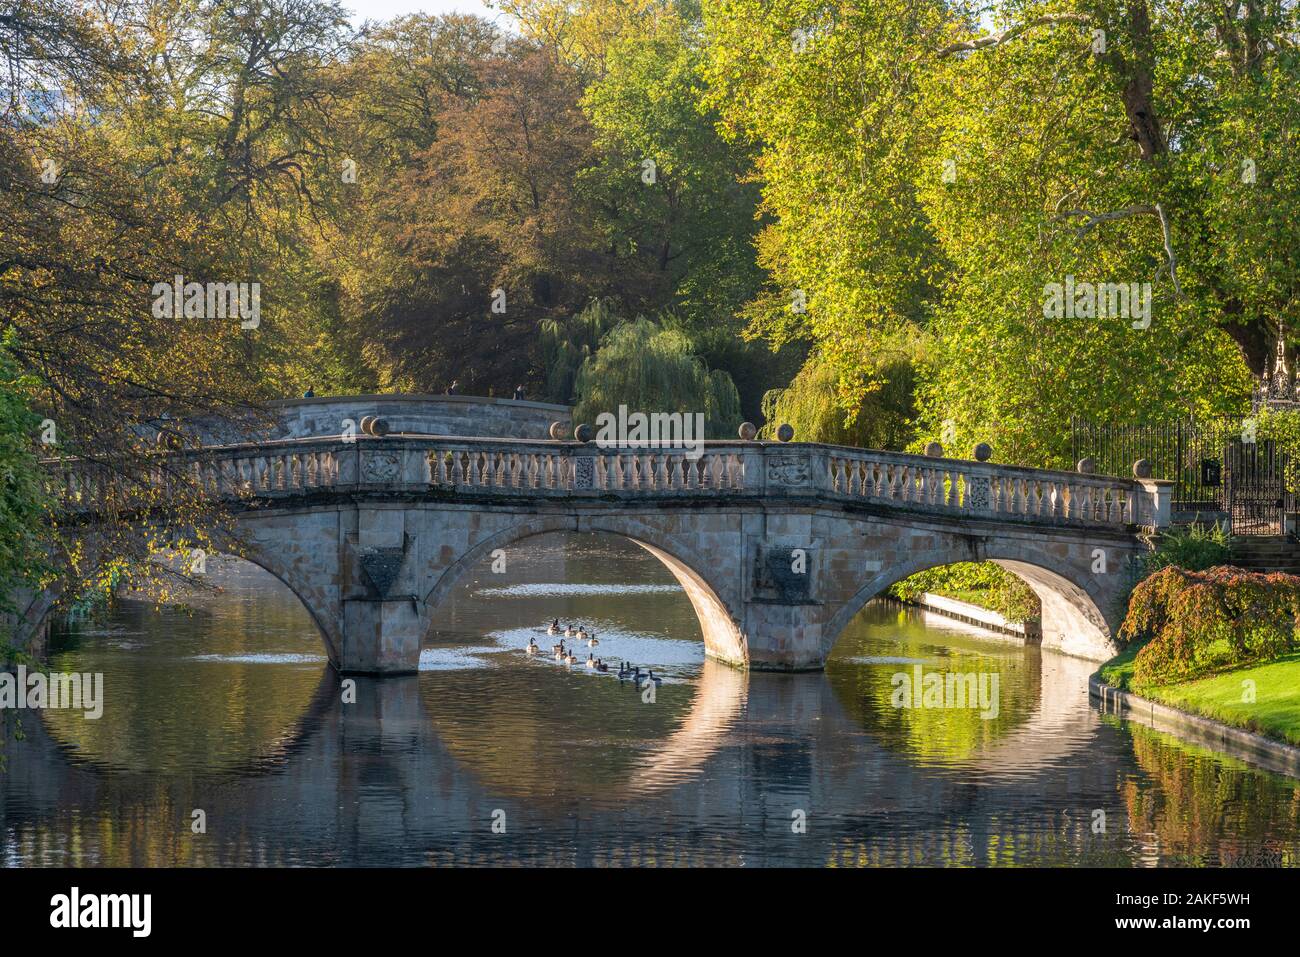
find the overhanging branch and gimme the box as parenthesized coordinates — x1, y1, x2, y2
(935, 14, 1093, 57)
(1045, 200, 1182, 297)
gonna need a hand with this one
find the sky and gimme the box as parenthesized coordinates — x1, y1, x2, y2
(343, 0, 500, 24)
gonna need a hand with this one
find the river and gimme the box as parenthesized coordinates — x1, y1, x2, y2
(3, 532, 1298, 867)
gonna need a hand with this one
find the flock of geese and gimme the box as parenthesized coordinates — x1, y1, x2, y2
(524, 619, 663, 688)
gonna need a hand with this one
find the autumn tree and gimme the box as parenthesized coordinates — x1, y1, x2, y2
(351, 41, 631, 393)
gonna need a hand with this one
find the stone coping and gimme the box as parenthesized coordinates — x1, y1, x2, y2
(131, 433, 1153, 486)
(1089, 675, 1300, 779)
(266, 393, 572, 413)
(912, 591, 1035, 639)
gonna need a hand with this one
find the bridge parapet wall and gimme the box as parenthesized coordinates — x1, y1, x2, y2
(49, 436, 1171, 533)
(142, 394, 572, 446)
(267, 394, 571, 441)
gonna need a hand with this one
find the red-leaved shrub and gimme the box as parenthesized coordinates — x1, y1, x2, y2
(1119, 566, 1300, 686)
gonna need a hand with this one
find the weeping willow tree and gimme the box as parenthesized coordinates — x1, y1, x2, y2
(539, 299, 623, 405)
(759, 349, 918, 449)
(572, 318, 742, 439)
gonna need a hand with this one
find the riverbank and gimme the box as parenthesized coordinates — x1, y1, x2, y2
(1098, 646, 1300, 748)
(907, 592, 1039, 641)
(1089, 674, 1300, 778)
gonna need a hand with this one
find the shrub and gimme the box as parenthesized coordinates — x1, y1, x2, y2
(1140, 520, 1232, 577)
(1119, 566, 1300, 686)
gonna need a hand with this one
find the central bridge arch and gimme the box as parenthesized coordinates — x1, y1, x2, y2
(421, 517, 748, 667)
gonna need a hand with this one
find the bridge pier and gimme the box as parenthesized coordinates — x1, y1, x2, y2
(339, 597, 423, 674)
(741, 604, 829, 671)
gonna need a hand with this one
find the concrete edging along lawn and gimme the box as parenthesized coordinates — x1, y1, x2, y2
(1089, 675, 1300, 779)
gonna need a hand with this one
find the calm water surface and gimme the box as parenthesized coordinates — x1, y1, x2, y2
(3, 533, 1299, 867)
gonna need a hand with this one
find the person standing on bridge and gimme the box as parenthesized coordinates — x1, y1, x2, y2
(513, 385, 525, 401)
(445, 380, 459, 396)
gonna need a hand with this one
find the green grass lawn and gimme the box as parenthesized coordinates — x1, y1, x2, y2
(1097, 642, 1141, 690)
(1098, 647, 1300, 747)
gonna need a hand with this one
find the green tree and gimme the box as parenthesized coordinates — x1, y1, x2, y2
(759, 347, 919, 449)
(0, 336, 51, 623)
(580, 3, 763, 321)
(572, 317, 742, 438)
(702, 0, 1300, 464)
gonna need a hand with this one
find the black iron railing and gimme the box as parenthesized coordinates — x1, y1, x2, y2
(1070, 417, 1292, 535)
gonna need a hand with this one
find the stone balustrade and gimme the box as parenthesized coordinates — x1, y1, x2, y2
(823, 448, 1159, 527)
(47, 435, 1169, 529)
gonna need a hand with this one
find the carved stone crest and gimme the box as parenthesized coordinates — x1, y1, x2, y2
(752, 545, 814, 604)
(359, 546, 405, 598)
(967, 476, 991, 510)
(361, 451, 401, 483)
(766, 455, 810, 487)
(574, 457, 595, 489)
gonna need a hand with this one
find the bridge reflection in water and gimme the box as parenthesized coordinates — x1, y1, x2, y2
(5, 536, 1300, 867)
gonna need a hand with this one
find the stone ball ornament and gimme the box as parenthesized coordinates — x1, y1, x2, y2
(924, 441, 944, 457)
(1076, 457, 1096, 474)
(156, 429, 183, 450)
(973, 442, 992, 462)
(1133, 459, 1153, 479)
(574, 423, 594, 443)
(738, 421, 758, 441)
(549, 421, 568, 440)
(367, 417, 391, 437)
(776, 423, 795, 443)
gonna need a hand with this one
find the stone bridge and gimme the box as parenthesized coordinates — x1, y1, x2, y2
(49, 429, 1171, 674)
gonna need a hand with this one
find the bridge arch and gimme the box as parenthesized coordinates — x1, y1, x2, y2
(222, 545, 343, 664)
(421, 517, 747, 666)
(821, 542, 1121, 662)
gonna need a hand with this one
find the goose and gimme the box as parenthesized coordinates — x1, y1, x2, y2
(617, 662, 629, 680)
(552, 640, 564, 655)
(577, 626, 588, 640)
(554, 642, 566, 660)
(595, 659, 609, 673)
(640, 669, 663, 689)
(526, 639, 539, 655)
(586, 631, 599, 647)
(547, 620, 559, 636)
(564, 624, 575, 638)
(565, 649, 579, 666)
(585, 654, 596, 669)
